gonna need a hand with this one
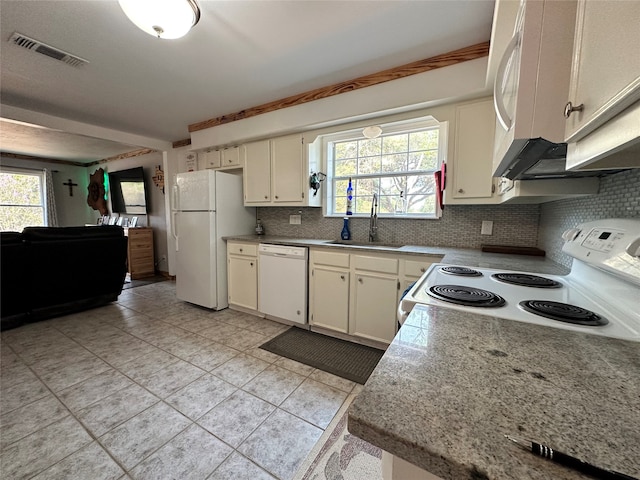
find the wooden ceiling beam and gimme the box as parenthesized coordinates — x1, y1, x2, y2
(188, 41, 490, 133)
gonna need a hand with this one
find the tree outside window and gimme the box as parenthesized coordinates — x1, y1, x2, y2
(0, 170, 46, 232)
(326, 118, 444, 218)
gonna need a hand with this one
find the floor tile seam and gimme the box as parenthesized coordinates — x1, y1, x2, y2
(204, 451, 276, 480)
(107, 400, 198, 476)
(233, 406, 317, 480)
(136, 368, 209, 400)
(0, 415, 98, 480)
(171, 384, 240, 424)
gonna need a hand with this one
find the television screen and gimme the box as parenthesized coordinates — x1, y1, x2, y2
(108, 167, 149, 214)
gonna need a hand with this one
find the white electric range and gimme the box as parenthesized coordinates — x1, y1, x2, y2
(398, 219, 640, 341)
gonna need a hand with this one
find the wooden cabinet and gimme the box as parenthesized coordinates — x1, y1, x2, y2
(221, 146, 241, 168)
(124, 227, 154, 279)
(564, 0, 640, 171)
(243, 133, 321, 207)
(445, 98, 499, 205)
(227, 241, 258, 311)
(564, 0, 640, 144)
(309, 250, 350, 334)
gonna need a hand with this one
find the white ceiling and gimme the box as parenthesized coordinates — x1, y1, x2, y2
(0, 0, 495, 163)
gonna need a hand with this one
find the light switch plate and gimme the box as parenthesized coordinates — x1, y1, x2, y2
(290, 214, 301, 225)
(481, 220, 493, 235)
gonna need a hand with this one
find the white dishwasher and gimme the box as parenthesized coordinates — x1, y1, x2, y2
(258, 244, 308, 325)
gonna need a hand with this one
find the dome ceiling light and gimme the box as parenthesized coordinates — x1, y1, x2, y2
(362, 126, 383, 139)
(118, 0, 201, 39)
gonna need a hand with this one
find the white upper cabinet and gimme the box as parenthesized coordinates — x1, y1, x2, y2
(243, 133, 321, 207)
(221, 146, 241, 168)
(445, 98, 499, 204)
(564, 0, 640, 171)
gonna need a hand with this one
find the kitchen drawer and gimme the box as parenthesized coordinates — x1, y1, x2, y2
(353, 255, 398, 274)
(311, 249, 350, 268)
(404, 257, 441, 277)
(228, 242, 257, 256)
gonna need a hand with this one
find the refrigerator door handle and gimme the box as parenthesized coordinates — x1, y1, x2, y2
(172, 184, 180, 211)
(172, 210, 179, 251)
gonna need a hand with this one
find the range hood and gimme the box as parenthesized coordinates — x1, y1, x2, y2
(494, 138, 608, 180)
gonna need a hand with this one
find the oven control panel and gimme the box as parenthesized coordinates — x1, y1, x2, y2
(562, 218, 640, 285)
(581, 228, 626, 253)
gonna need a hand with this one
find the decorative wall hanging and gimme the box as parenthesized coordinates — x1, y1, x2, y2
(62, 178, 78, 196)
(152, 165, 165, 194)
(87, 168, 109, 215)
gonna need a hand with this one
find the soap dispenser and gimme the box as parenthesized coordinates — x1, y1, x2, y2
(255, 219, 265, 235)
(341, 217, 351, 240)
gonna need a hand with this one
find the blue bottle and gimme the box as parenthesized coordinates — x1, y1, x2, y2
(346, 178, 353, 215)
(341, 217, 351, 240)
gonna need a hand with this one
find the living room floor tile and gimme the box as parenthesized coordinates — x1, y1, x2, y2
(280, 378, 348, 429)
(35, 355, 112, 392)
(242, 365, 306, 406)
(75, 384, 159, 437)
(0, 371, 49, 415)
(212, 353, 269, 387)
(165, 374, 236, 420)
(0, 394, 70, 451)
(99, 402, 191, 470)
(183, 342, 240, 371)
(0, 415, 92, 480)
(57, 368, 133, 412)
(197, 390, 275, 448)
(116, 349, 180, 381)
(209, 451, 277, 480)
(238, 409, 323, 480)
(31, 441, 125, 480)
(129, 424, 232, 480)
(219, 330, 268, 351)
(135, 360, 205, 398)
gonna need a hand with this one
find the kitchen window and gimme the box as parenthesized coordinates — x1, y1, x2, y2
(0, 169, 47, 232)
(324, 116, 446, 218)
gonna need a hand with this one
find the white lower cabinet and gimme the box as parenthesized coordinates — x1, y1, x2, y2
(351, 272, 399, 343)
(310, 249, 442, 345)
(310, 266, 350, 333)
(227, 242, 258, 311)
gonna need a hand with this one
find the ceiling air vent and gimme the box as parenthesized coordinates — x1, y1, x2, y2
(8, 32, 89, 68)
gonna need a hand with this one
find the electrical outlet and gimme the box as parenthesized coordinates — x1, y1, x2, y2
(481, 220, 493, 235)
(290, 214, 301, 225)
(160, 255, 167, 263)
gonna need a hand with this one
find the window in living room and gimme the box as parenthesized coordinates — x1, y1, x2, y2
(0, 169, 46, 232)
(322, 116, 446, 218)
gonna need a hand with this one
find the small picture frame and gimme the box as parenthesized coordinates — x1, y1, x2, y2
(97, 217, 104, 225)
(129, 217, 138, 227)
(116, 217, 124, 226)
(121, 217, 129, 227)
(108, 216, 117, 225)
(102, 215, 110, 225)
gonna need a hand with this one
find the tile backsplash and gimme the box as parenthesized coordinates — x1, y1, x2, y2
(538, 168, 640, 267)
(257, 203, 540, 250)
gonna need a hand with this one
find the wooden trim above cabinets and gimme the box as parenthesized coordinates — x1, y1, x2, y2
(172, 138, 192, 149)
(188, 42, 490, 133)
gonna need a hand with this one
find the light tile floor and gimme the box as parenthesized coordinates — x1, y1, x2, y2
(0, 280, 362, 480)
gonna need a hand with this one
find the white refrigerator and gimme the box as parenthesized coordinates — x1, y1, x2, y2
(172, 170, 255, 309)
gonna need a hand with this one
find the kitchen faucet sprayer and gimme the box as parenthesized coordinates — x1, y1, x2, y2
(369, 193, 378, 242)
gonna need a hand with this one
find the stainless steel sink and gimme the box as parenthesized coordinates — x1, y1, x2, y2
(325, 240, 404, 249)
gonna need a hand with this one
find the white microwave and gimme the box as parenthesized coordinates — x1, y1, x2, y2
(492, 0, 578, 179)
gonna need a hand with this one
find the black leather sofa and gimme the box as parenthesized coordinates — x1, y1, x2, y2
(1, 226, 128, 330)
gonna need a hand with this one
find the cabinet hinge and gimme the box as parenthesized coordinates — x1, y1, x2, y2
(311, 269, 314, 276)
(492, 184, 496, 194)
(397, 280, 401, 290)
(302, 192, 305, 199)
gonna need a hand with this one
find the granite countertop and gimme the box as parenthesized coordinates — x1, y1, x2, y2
(224, 235, 569, 275)
(348, 305, 640, 479)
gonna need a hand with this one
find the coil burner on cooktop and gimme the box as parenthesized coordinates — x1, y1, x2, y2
(439, 266, 483, 277)
(519, 300, 608, 326)
(492, 273, 562, 288)
(427, 285, 505, 307)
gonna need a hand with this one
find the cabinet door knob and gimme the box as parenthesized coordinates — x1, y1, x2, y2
(239, 248, 243, 252)
(420, 267, 426, 272)
(458, 188, 464, 194)
(358, 277, 363, 283)
(340, 275, 345, 280)
(264, 195, 268, 199)
(564, 101, 584, 119)
(250, 262, 254, 266)
(275, 195, 279, 199)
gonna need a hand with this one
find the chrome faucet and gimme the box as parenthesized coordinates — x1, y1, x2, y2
(369, 193, 378, 242)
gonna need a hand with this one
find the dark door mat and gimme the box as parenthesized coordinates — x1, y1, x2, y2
(259, 327, 385, 385)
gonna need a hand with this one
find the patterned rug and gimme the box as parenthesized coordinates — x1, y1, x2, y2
(294, 394, 382, 480)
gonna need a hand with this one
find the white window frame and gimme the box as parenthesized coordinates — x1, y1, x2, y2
(0, 168, 47, 232)
(322, 116, 447, 219)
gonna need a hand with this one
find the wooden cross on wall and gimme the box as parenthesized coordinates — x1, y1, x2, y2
(63, 178, 78, 196)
